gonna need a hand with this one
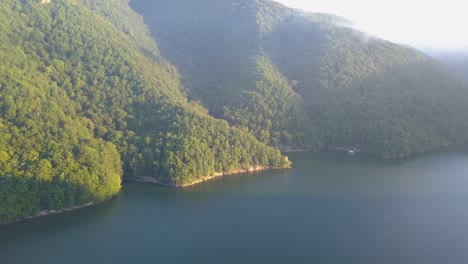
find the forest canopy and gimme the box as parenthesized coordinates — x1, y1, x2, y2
(0, 0, 290, 225)
(133, 0, 468, 158)
(2, 0, 468, 225)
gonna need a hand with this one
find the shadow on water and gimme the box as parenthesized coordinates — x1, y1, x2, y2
(121, 168, 292, 206)
(1, 168, 290, 235)
(0, 192, 124, 246)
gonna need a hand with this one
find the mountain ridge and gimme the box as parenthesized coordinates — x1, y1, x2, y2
(132, 0, 468, 158)
(2, 0, 468, 225)
(0, 0, 290, 225)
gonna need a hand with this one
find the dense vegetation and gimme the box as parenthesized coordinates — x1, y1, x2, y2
(0, 0, 290, 225)
(133, 0, 468, 158)
(2, 0, 468, 226)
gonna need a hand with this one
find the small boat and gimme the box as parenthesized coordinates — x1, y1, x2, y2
(348, 150, 356, 155)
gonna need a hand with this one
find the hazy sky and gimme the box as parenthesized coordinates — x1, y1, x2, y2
(274, 0, 468, 50)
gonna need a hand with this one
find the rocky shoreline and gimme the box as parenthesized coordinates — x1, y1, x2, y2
(127, 165, 286, 188)
(2, 166, 290, 226)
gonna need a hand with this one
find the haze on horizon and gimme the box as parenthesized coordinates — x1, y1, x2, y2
(274, 0, 468, 51)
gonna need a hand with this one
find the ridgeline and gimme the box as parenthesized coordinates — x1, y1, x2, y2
(2, 0, 468, 225)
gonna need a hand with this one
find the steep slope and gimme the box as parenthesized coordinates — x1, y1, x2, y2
(132, 0, 468, 158)
(0, 0, 290, 225)
(0, 0, 122, 224)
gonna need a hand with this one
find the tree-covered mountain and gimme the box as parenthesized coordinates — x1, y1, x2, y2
(0, 0, 290, 225)
(2, 0, 468, 226)
(132, 0, 468, 158)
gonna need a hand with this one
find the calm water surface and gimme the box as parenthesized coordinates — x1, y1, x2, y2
(1, 150, 468, 264)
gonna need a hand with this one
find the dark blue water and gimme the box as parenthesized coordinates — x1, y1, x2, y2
(1, 150, 468, 264)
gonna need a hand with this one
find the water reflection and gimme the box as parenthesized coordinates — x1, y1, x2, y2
(2, 148, 468, 264)
(0, 192, 123, 245)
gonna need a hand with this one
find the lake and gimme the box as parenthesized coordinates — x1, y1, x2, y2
(1, 149, 468, 264)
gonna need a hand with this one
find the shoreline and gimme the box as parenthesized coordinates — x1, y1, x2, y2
(279, 145, 310, 153)
(126, 165, 288, 188)
(3, 144, 467, 227)
(0, 199, 109, 227)
(2, 166, 288, 226)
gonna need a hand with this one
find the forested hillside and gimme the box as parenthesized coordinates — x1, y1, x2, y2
(133, 0, 468, 158)
(0, 0, 290, 225)
(2, 0, 468, 226)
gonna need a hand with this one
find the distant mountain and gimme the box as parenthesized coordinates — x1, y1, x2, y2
(424, 50, 468, 84)
(132, 0, 468, 158)
(0, 0, 289, 225)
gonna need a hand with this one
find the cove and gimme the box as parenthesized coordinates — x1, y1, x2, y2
(1, 148, 468, 264)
